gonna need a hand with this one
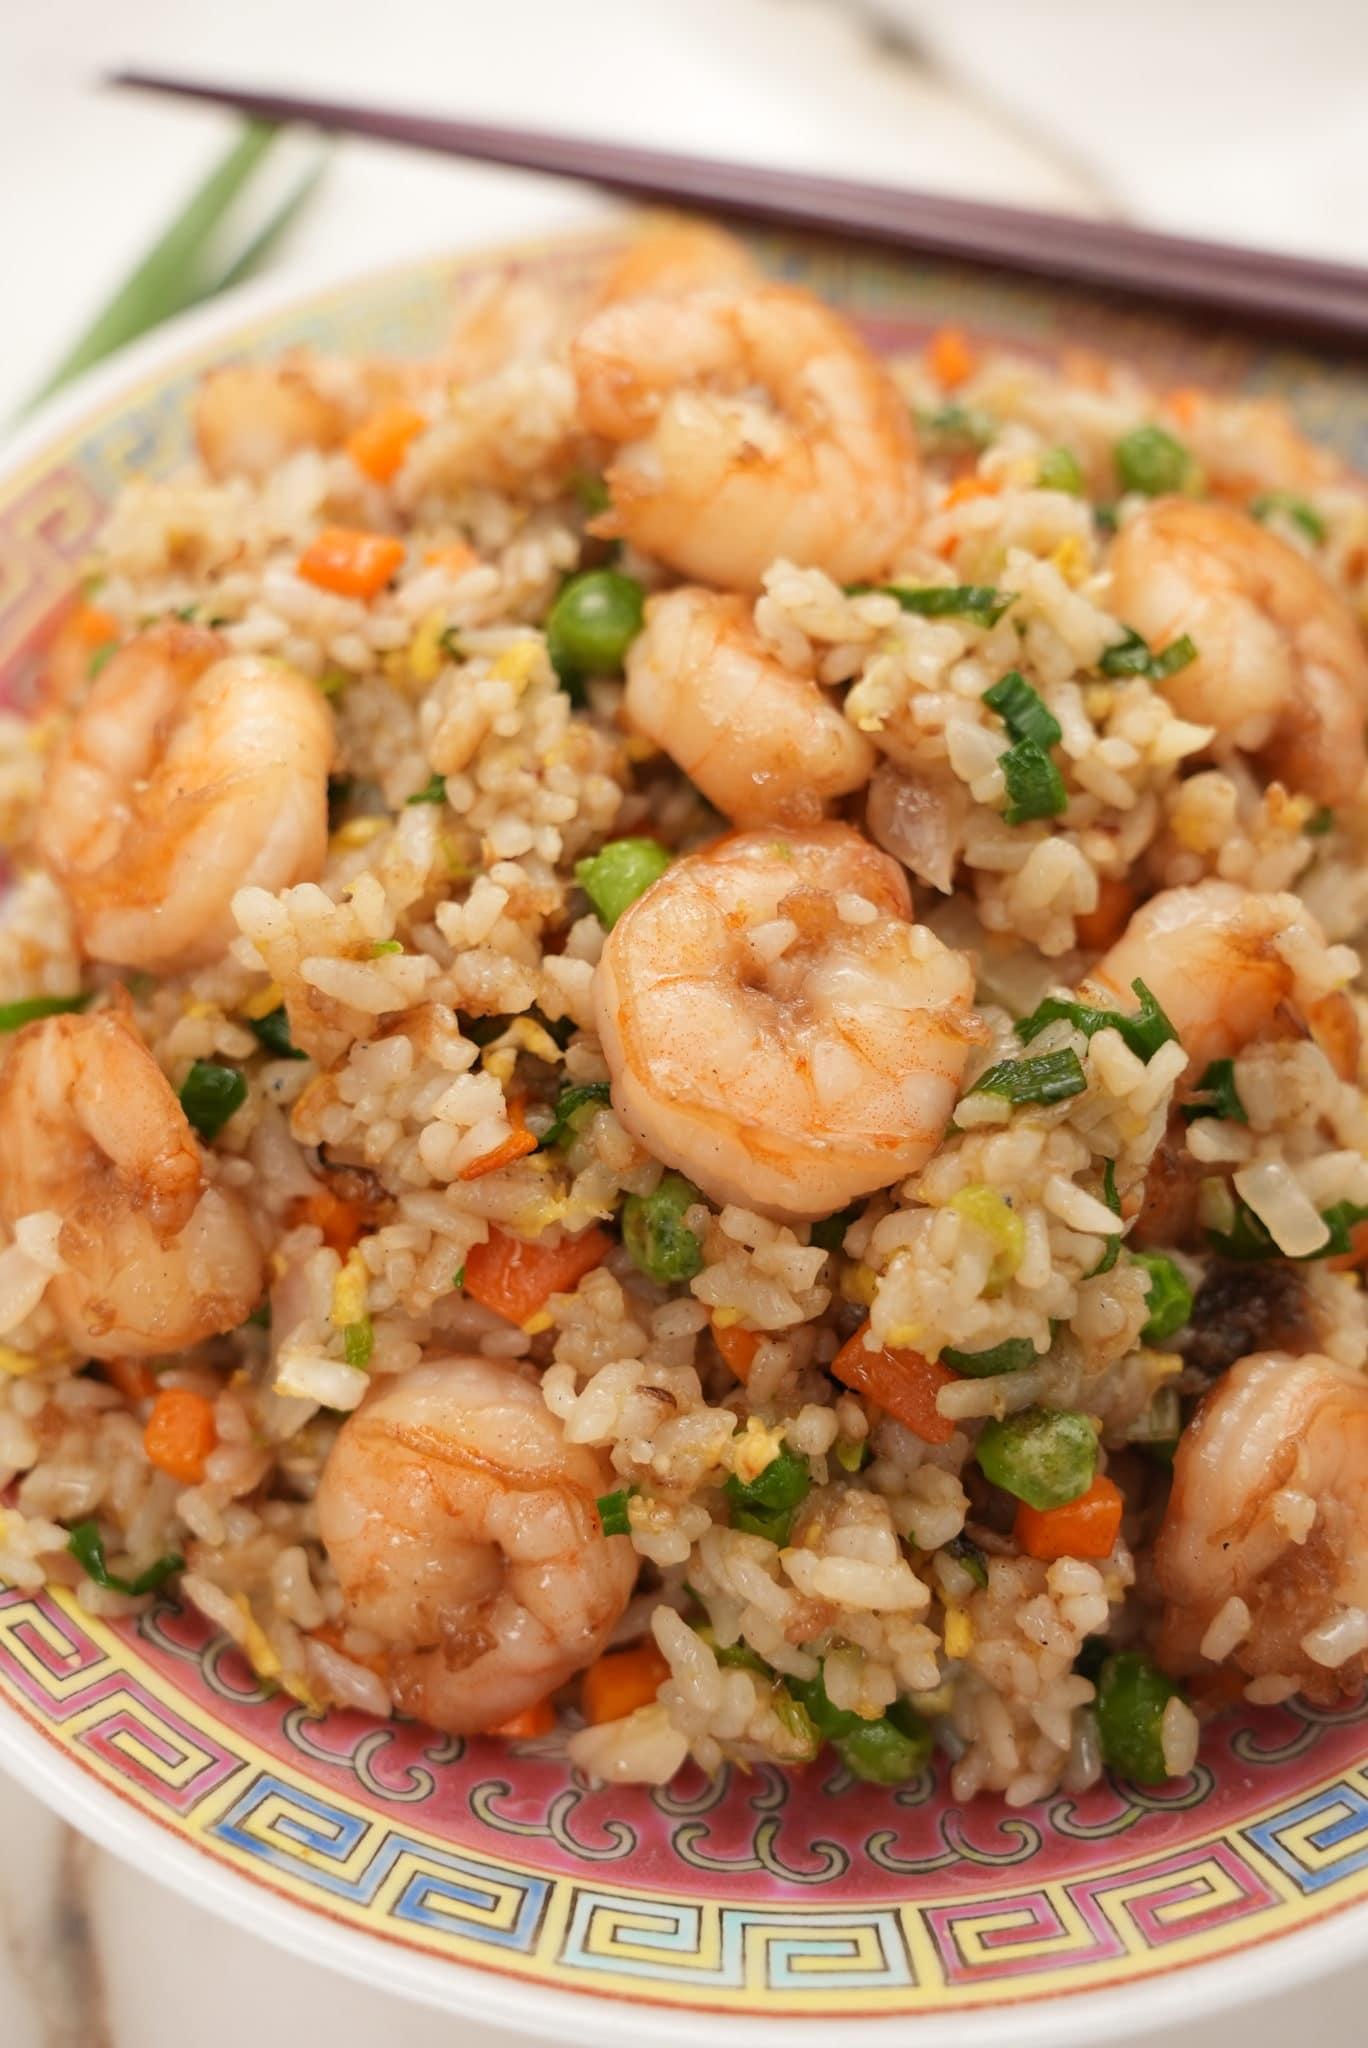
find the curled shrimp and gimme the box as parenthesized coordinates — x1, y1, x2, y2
(571, 284, 921, 590)
(1090, 878, 1355, 1079)
(316, 1357, 637, 1734)
(37, 623, 334, 974)
(594, 824, 982, 1219)
(0, 1007, 264, 1358)
(195, 361, 346, 481)
(595, 220, 758, 306)
(624, 587, 874, 826)
(1109, 498, 1368, 804)
(1156, 1351, 1368, 1704)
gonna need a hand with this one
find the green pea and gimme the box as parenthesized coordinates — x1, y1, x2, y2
(976, 1406, 1097, 1510)
(622, 1170, 705, 1284)
(575, 837, 671, 928)
(837, 1701, 933, 1785)
(546, 570, 645, 681)
(1114, 424, 1192, 497)
(1037, 445, 1084, 495)
(1131, 1252, 1194, 1343)
(1095, 1650, 1183, 1784)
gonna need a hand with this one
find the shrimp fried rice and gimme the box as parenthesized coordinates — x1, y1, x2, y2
(2, 220, 1368, 1804)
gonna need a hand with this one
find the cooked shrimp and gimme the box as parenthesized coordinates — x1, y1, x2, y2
(1092, 878, 1359, 1081)
(572, 284, 921, 590)
(316, 1357, 637, 1734)
(37, 623, 334, 974)
(195, 362, 346, 481)
(1090, 879, 1341, 1076)
(1108, 498, 1368, 804)
(594, 825, 982, 1218)
(0, 1007, 264, 1358)
(1156, 1350, 1368, 1704)
(1167, 392, 1343, 500)
(595, 220, 758, 306)
(624, 588, 874, 826)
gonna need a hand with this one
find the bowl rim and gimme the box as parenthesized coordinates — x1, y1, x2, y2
(1, 227, 1365, 2041)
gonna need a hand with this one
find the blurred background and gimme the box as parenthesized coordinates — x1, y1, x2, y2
(2, 0, 1367, 2041)
(5, 0, 1368, 416)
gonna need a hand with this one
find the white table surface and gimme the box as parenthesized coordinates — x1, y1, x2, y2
(2, 0, 1366, 2038)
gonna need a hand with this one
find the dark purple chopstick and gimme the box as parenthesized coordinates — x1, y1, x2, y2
(108, 69, 1368, 344)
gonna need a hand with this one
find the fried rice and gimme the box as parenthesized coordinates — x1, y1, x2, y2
(1, 224, 1366, 1804)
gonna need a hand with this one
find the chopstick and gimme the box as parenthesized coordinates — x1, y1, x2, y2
(108, 69, 1368, 344)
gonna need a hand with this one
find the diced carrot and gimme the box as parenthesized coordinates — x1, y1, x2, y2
(101, 1357, 158, 1404)
(1164, 385, 1203, 427)
(1328, 1218, 1368, 1273)
(345, 403, 426, 484)
(831, 1323, 957, 1444)
(487, 1696, 557, 1739)
(458, 1096, 539, 1182)
(287, 1183, 369, 1255)
(462, 1225, 613, 1326)
(296, 526, 406, 599)
(143, 1388, 217, 1485)
(942, 473, 1001, 511)
(711, 1317, 761, 1382)
(423, 541, 480, 574)
(581, 1642, 671, 1726)
(44, 602, 121, 707)
(927, 326, 976, 390)
(1074, 877, 1136, 954)
(1014, 1473, 1123, 1561)
(309, 1620, 391, 1683)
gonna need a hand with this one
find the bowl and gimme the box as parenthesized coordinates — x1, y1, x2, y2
(2, 221, 1367, 2045)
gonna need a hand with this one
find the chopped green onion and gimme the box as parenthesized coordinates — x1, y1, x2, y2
(944, 1532, 989, 1589)
(982, 669, 1062, 748)
(317, 668, 348, 698)
(724, 1443, 811, 1547)
(67, 1520, 182, 1598)
(343, 1318, 374, 1371)
(178, 1059, 246, 1141)
(439, 628, 464, 661)
(940, 1337, 1037, 1377)
(811, 1204, 859, 1254)
(538, 1081, 612, 1151)
(694, 1628, 772, 1676)
(546, 570, 645, 683)
(1180, 1058, 1248, 1125)
(596, 1488, 634, 1537)
(860, 583, 1014, 628)
(833, 1437, 871, 1473)
(87, 641, 119, 680)
(977, 1406, 1097, 1509)
(245, 1302, 272, 1330)
(1131, 1252, 1194, 1342)
(837, 1701, 932, 1785)
(1037, 445, 1084, 495)
(1098, 627, 1199, 681)
(1094, 503, 1119, 535)
(1306, 806, 1335, 837)
(1206, 1194, 1368, 1263)
(0, 993, 90, 1033)
(406, 773, 447, 805)
(248, 1007, 306, 1060)
(970, 1049, 1086, 1106)
(1088, 1158, 1122, 1275)
(1321, 1200, 1368, 1256)
(1095, 1650, 1184, 1784)
(622, 1172, 706, 1285)
(572, 472, 612, 516)
(770, 1686, 820, 1758)
(919, 403, 996, 448)
(452, 1265, 466, 1289)
(575, 837, 671, 928)
(1250, 492, 1326, 546)
(370, 940, 403, 957)
(787, 1663, 860, 1740)
(1114, 424, 1192, 497)
(1001, 740, 1068, 825)
(1016, 977, 1178, 1064)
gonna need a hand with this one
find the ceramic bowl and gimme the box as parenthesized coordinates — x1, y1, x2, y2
(2, 222, 1366, 2046)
